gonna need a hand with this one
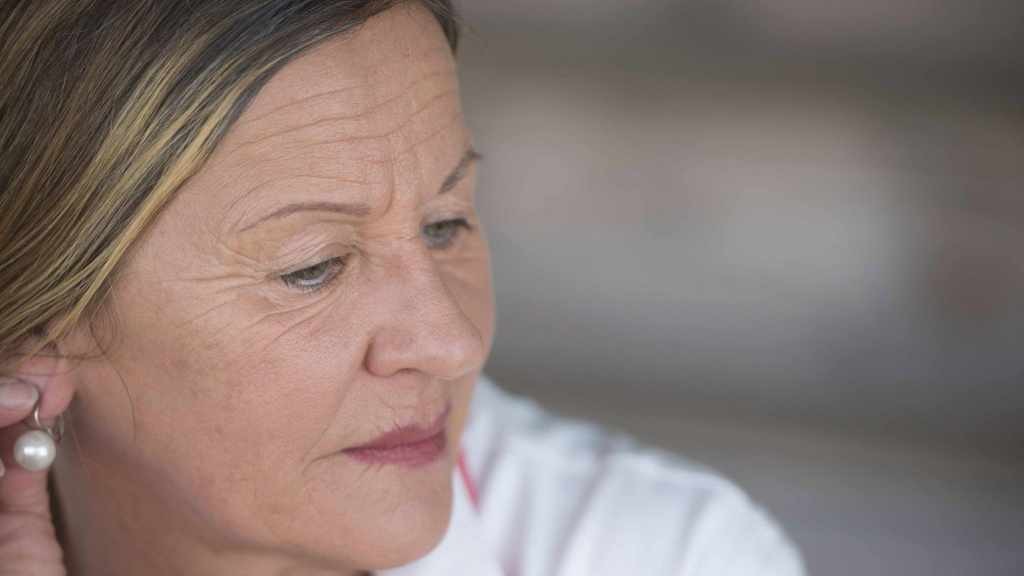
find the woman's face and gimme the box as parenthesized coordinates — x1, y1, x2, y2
(58, 5, 493, 573)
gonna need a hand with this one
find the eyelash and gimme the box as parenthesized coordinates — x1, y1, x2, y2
(278, 217, 473, 294)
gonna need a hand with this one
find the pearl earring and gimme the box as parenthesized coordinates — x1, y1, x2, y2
(13, 388, 64, 472)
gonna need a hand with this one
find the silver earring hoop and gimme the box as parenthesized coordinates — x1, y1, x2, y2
(28, 395, 64, 443)
(13, 387, 63, 472)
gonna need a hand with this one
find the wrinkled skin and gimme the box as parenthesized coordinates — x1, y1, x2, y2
(1, 5, 494, 575)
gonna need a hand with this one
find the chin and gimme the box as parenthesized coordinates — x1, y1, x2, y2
(336, 477, 454, 571)
(288, 460, 456, 571)
(369, 482, 455, 569)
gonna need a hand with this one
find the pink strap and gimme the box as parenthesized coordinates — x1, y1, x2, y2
(457, 449, 480, 511)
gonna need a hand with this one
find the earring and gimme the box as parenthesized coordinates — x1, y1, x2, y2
(13, 388, 64, 472)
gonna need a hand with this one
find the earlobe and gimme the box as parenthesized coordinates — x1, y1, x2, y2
(3, 342, 74, 471)
(11, 342, 77, 429)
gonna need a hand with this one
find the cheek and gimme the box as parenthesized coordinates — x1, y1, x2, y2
(445, 238, 496, 354)
(88, 278, 371, 536)
(146, 287, 366, 457)
(83, 223, 490, 559)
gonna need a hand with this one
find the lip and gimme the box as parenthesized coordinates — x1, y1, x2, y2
(341, 404, 450, 467)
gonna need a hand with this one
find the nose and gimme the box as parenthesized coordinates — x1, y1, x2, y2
(363, 251, 486, 381)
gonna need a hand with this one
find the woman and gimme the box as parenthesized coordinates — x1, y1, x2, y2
(0, 1, 804, 574)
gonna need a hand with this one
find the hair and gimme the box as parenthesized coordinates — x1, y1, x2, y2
(0, 0, 460, 375)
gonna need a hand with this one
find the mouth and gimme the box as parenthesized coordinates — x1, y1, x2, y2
(340, 404, 451, 468)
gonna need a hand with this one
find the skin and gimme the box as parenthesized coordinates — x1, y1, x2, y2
(1, 4, 495, 575)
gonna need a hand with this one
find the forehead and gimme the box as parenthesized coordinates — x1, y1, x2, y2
(171, 4, 464, 230)
(232, 3, 457, 150)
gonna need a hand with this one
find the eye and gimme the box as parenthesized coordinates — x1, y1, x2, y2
(422, 217, 472, 250)
(279, 257, 347, 294)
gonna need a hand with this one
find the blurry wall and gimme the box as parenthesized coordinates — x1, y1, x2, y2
(455, 1, 1024, 575)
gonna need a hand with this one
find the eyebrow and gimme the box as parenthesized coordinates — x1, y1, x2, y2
(238, 147, 481, 233)
(440, 147, 482, 194)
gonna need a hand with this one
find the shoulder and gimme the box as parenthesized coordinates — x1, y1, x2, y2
(461, 375, 806, 576)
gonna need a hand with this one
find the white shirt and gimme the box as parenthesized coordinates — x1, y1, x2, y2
(380, 375, 806, 576)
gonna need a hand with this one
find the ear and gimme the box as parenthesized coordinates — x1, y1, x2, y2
(10, 341, 78, 423)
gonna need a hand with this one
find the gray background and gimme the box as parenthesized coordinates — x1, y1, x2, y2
(456, 1, 1024, 574)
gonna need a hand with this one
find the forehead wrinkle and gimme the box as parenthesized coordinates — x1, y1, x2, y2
(220, 175, 374, 236)
(378, 87, 458, 150)
(205, 85, 454, 233)
(221, 90, 460, 228)
(240, 175, 372, 200)
(388, 108, 464, 170)
(222, 132, 393, 178)
(245, 136, 377, 171)
(251, 84, 456, 159)
(212, 160, 380, 244)
(225, 67, 456, 158)
(236, 82, 366, 129)
(263, 137, 387, 167)
(213, 83, 457, 194)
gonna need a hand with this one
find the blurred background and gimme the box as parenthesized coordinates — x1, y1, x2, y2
(456, 1, 1024, 575)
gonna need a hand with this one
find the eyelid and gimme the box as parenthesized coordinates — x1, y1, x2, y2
(425, 214, 472, 227)
(422, 216, 474, 251)
(245, 225, 359, 269)
(264, 237, 352, 272)
(278, 255, 348, 294)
